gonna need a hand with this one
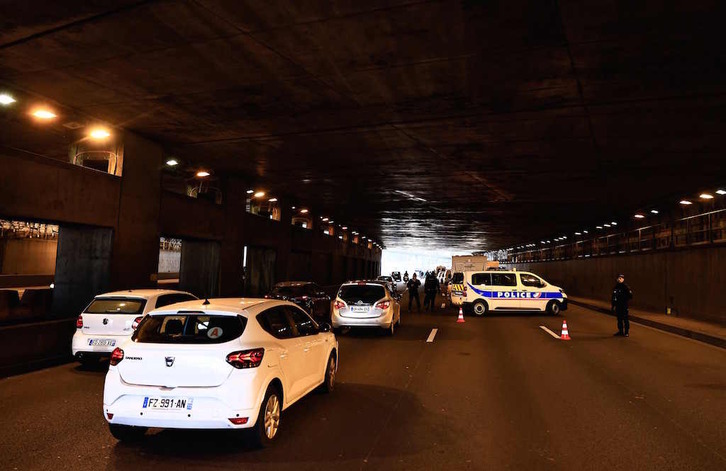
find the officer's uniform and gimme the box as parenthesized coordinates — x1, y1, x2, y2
(407, 277, 421, 312)
(612, 277, 633, 336)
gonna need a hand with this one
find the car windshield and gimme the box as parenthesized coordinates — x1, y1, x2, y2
(270, 285, 306, 297)
(338, 285, 386, 304)
(133, 313, 246, 344)
(85, 297, 146, 314)
(452, 272, 464, 283)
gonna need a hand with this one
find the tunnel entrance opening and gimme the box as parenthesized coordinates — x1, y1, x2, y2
(156, 237, 181, 289)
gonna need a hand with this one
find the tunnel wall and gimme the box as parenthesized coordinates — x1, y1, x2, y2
(511, 246, 726, 325)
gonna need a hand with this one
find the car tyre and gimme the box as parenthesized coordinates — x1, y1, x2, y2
(473, 300, 488, 316)
(319, 353, 337, 393)
(108, 424, 147, 442)
(251, 385, 282, 448)
(548, 301, 561, 316)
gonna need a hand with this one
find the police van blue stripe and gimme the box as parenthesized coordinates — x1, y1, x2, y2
(467, 283, 563, 300)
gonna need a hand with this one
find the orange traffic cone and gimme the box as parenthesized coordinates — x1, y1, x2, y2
(457, 306, 465, 323)
(560, 319, 571, 340)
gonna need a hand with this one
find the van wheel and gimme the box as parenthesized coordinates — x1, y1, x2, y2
(251, 385, 282, 447)
(472, 301, 488, 316)
(108, 424, 147, 441)
(548, 301, 561, 316)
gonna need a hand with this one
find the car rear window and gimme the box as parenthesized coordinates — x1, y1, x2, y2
(133, 312, 246, 344)
(271, 285, 305, 297)
(338, 285, 386, 304)
(85, 298, 146, 314)
(451, 272, 464, 283)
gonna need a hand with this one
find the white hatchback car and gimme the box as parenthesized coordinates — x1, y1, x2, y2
(331, 281, 401, 335)
(72, 289, 197, 365)
(103, 298, 338, 446)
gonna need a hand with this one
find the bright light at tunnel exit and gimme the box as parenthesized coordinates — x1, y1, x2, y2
(381, 248, 458, 276)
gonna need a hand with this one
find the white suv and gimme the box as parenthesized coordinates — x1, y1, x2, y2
(72, 289, 197, 365)
(103, 298, 338, 447)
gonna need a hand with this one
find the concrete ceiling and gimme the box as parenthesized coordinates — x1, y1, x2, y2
(1, 0, 725, 251)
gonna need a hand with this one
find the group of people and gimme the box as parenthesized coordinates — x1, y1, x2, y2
(404, 270, 441, 312)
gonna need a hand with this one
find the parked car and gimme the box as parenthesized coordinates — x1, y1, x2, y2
(72, 289, 197, 365)
(331, 281, 401, 335)
(265, 281, 331, 320)
(375, 275, 397, 293)
(391, 271, 402, 282)
(103, 298, 338, 447)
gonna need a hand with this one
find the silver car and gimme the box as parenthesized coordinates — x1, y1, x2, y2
(331, 281, 401, 335)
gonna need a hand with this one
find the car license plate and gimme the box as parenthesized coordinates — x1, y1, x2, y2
(88, 338, 116, 347)
(351, 306, 369, 313)
(142, 397, 193, 411)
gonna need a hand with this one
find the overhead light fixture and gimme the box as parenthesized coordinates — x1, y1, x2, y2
(716, 189, 726, 195)
(246, 190, 254, 194)
(329, 220, 334, 224)
(89, 128, 110, 140)
(700, 193, 713, 200)
(268, 198, 278, 202)
(253, 191, 265, 198)
(166, 159, 179, 166)
(611, 222, 617, 226)
(583, 230, 589, 234)
(596, 226, 603, 229)
(0, 93, 16, 105)
(196, 170, 210, 178)
(299, 209, 308, 214)
(32, 109, 57, 120)
(634, 214, 645, 219)
(650, 210, 659, 214)
(604, 224, 611, 228)
(322, 218, 329, 222)
(680, 200, 692, 205)
(291, 206, 296, 210)
(342, 226, 347, 230)
(575, 232, 581, 235)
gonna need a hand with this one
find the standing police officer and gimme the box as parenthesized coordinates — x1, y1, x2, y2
(407, 273, 421, 312)
(612, 274, 633, 337)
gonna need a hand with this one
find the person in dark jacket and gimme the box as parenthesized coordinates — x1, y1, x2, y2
(612, 274, 633, 337)
(423, 272, 440, 312)
(403, 271, 409, 283)
(407, 273, 421, 312)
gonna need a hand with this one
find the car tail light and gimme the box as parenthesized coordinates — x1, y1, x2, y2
(132, 316, 143, 330)
(106, 413, 114, 420)
(228, 417, 249, 425)
(76, 315, 83, 328)
(109, 348, 124, 366)
(375, 300, 390, 310)
(226, 348, 264, 369)
(334, 300, 346, 310)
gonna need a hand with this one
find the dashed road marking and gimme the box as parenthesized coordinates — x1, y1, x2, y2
(426, 328, 438, 343)
(539, 325, 561, 339)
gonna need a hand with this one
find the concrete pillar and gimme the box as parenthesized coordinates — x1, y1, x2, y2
(219, 178, 245, 296)
(110, 132, 162, 290)
(53, 225, 113, 317)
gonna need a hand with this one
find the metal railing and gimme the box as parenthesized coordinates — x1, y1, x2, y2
(506, 209, 726, 263)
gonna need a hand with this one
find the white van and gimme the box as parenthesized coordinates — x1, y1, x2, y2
(462, 270, 567, 316)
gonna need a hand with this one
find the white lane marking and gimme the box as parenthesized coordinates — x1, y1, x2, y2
(426, 328, 438, 343)
(539, 325, 561, 339)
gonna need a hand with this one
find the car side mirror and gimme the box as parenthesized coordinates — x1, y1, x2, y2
(319, 322, 332, 333)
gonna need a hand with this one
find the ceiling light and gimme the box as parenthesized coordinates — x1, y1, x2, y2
(342, 226, 347, 230)
(329, 220, 334, 224)
(89, 128, 110, 140)
(651, 210, 659, 214)
(716, 190, 726, 195)
(166, 159, 179, 166)
(0, 93, 16, 105)
(300, 209, 308, 214)
(583, 230, 589, 234)
(268, 198, 278, 202)
(253, 191, 265, 198)
(246, 190, 254, 194)
(32, 109, 57, 120)
(575, 232, 581, 235)
(634, 214, 645, 219)
(680, 200, 692, 205)
(700, 193, 713, 200)
(322, 218, 329, 222)
(611, 222, 617, 226)
(596, 226, 603, 229)
(604, 224, 611, 228)
(196, 170, 210, 178)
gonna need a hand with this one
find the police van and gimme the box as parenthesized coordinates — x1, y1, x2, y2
(462, 270, 567, 316)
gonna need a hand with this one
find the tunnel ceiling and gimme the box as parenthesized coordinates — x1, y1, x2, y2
(1, 0, 725, 251)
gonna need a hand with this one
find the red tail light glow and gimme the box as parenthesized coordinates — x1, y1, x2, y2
(375, 300, 391, 310)
(106, 413, 114, 420)
(334, 300, 346, 310)
(132, 316, 143, 330)
(109, 348, 124, 366)
(76, 315, 83, 328)
(228, 417, 249, 425)
(226, 348, 264, 369)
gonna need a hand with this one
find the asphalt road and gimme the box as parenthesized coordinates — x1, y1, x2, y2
(1, 299, 724, 470)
